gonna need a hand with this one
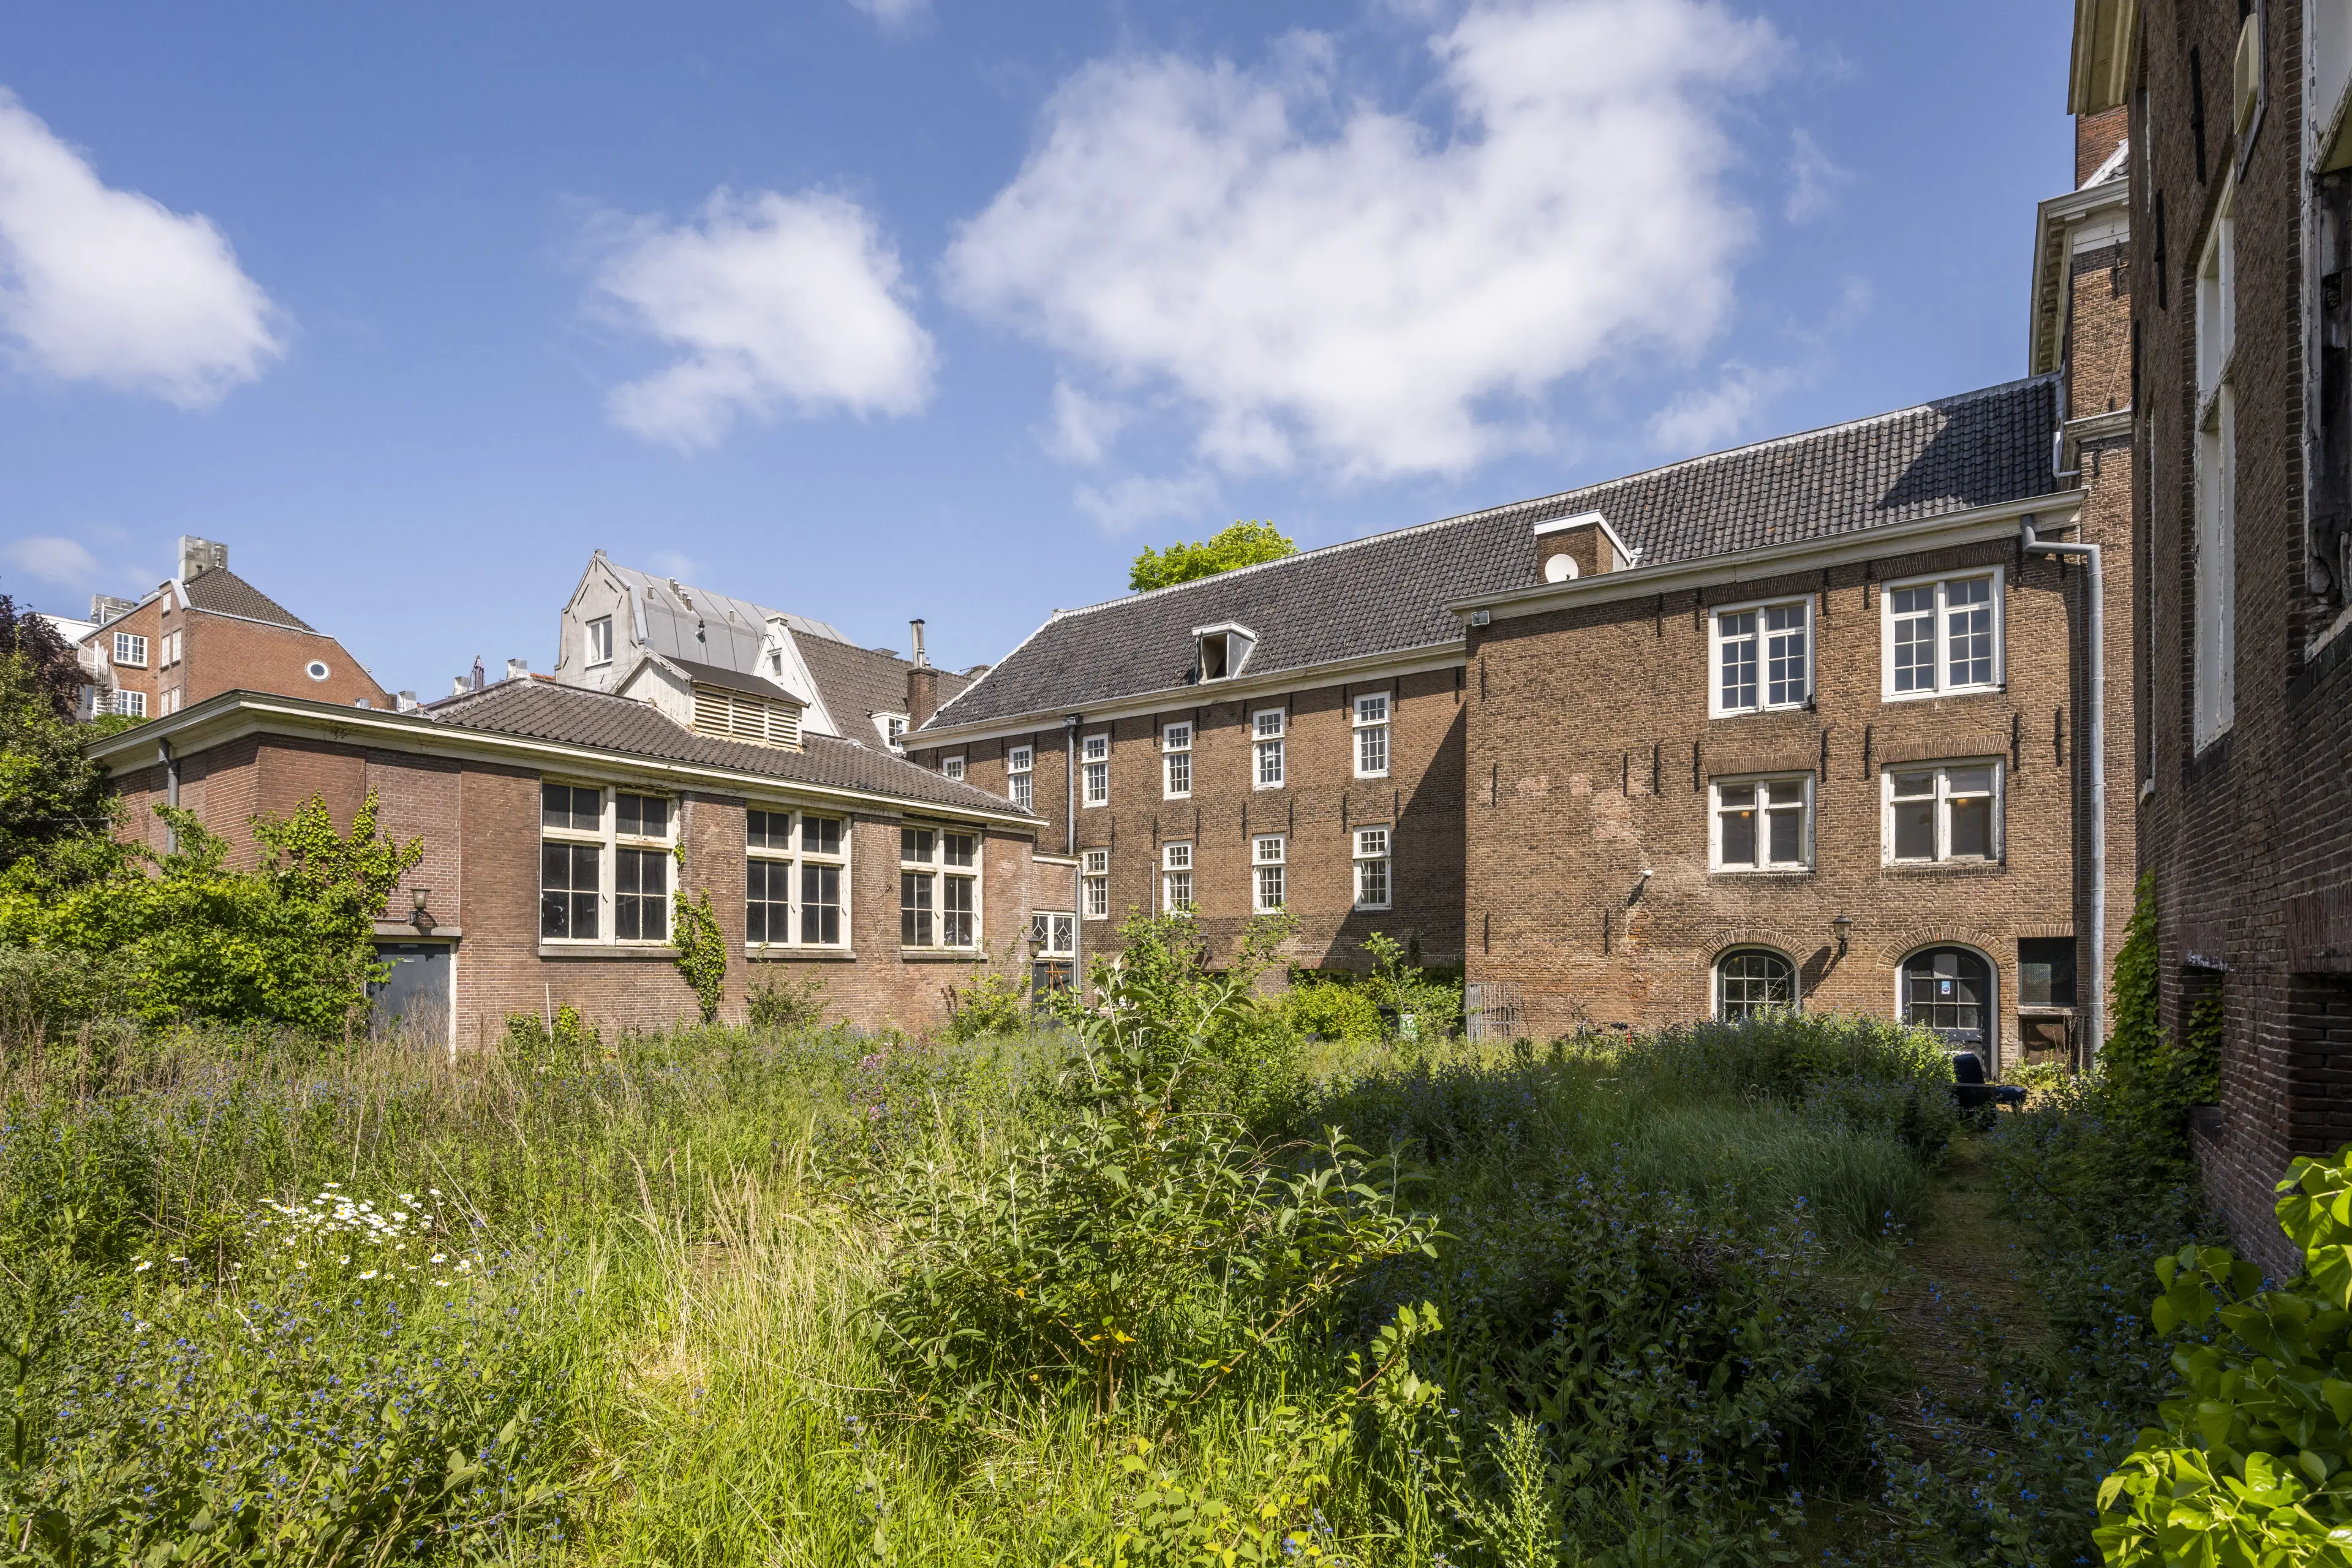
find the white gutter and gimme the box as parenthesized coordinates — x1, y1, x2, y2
(2022, 518, 2107, 1057)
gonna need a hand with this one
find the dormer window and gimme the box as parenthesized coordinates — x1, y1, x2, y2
(1193, 622, 1257, 682)
(1532, 511, 1637, 584)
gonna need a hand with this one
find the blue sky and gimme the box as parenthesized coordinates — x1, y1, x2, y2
(0, 0, 2075, 696)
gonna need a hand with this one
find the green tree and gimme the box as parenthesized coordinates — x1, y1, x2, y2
(0, 792, 423, 1034)
(1128, 521, 1296, 592)
(0, 651, 122, 879)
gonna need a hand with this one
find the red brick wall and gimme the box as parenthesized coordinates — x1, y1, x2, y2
(914, 665, 1468, 977)
(1464, 535, 2115, 1060)
(2135, 0, 2352, 1275)
(88, 590, 387, 715)
(108, 731, 1040, 1044)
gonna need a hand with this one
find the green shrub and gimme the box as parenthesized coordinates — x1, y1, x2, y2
(1061, 911, 1303, 1118)
(2094, 1145, 2352, 1566)
(1280, 976, 1382, 1044)
(746, 970, 829, 1033)
(942, 969, 1030, 1042)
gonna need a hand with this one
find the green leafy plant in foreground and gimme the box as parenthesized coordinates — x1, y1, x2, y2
(670, 884, 726, 1023)
(2096, 1145, 2352, 1566)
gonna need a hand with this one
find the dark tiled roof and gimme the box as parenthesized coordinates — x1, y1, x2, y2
(666, 655, 795, 700)
(797, 635, 972, 736)
(184, 568, 314, 631)
(927, 377, 2059, 730)
(421, 678, 1033, 816)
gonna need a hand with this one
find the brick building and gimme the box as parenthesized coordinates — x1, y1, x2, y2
(2089, 0, 2352, 1272)
(76, 537, 389, 719)
(908, 102, 2138, 1063)
(85, 676, 1046, 1046)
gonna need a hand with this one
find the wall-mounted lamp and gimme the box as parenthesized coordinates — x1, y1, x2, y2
(410, 888, 436, 935)
(1627, 868, 1653, 907)
(1831, 913, 1852, 958)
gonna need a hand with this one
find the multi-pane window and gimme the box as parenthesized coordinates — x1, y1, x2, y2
(115, 689, 146, 718)
(886, 716, 907, 747)
(159, 689, 181, 716)
(1081, 848, 1109, 919)
(1253, 708, 1286, 788)
(900, 827, 979, 949)
(113, 631, 147, 667)
(1712, 601, 1809, 714)
(1253, 835, 1286, 913)
(160, 631, 181, 668)
(1161, 842, 1194, 913)
(942, 756, 965, 782)
(745, 808, 848, 947)
(1353, 694, 1390, 778)
(1082, 733, 1109, 806)
(1163, 722, 1193, 799)
(1354, 827, 1391, 910)
(1008, 745, 1033, 811)
(1030, 911, 1076, 995)
(541, 784, 676, 942)
(1712, 777, 1810, 871)
(586, 616, 613, 667)
(1716, 950, 1796, 1020)
(1885, 763, 2001, 864)
(2195, 188, 2239, 750)
(1884, 574, 2002, 697)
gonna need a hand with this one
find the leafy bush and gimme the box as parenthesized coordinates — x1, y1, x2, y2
(746, 970, 829, 1033)
(1280, 974, 1383, 1045)
(1061, 911, 1303, 1118)
(856, 960, 1439, 1419)
(2094, 1146, 2352, 1566)
(943, 968, 1030, 1042)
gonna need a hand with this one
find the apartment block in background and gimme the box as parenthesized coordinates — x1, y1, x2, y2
(75, 537, 388, 719)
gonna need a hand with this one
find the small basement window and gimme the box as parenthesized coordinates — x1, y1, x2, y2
(1192, 622, 1257, 682)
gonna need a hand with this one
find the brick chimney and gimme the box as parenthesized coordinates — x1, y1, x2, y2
(1532, 512, 1635, 584)
(906, 619, 939, 728)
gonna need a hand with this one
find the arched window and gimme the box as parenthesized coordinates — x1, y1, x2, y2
(1716, 949, 1796, 1020)
(1902, 946, 1993, 1050)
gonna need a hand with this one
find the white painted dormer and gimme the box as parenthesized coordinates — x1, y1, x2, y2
(1192, 622, 1257, 682)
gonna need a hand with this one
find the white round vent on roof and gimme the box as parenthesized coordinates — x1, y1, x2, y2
(1542, 553, 1580, 583)
(306, 660, 331, 681)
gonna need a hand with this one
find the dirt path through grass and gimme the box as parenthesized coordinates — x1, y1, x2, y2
(1879, 1129, 2048, 1443)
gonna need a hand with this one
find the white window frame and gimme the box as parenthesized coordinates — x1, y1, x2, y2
(1081, 733, 1110, 807)
(1353, 826, 1392, 911)
(1879, 568, 2006, 701)
(113, 631, 147, 668)
(586, 616, 614, 668)
(1161, 841, 1194, 914)
(1708, 598, 1812, 717)
(540, 783, 678, 947)
(744, 807, 850, 951)
(1715, 948, 1801, 1020)
(1006, 745, 1033, 812)
(1161, 721, 1193, 800)
(1252, 834, 1286, 913)
(1708, 774, 1814, 873)
(1030, 911, 1076, 958)
(159, 688, 181, 717)
(1352, 693, 1391, 779)
(1081, 848, 1110, 920)
(159, 630, 181, 668)
(941, 755, 966, 783)
(899, 824, 982, 951)
(1253, 707, 1286, 790)
(1880, 760, 2006, 865)
(2194, 182, 2239, 752)
(116, 688, 146, 718)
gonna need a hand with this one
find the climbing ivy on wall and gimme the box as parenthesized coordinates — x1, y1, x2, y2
(669, 839, 726, 1024)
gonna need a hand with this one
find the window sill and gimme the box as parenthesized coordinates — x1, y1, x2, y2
(1354, 773, 1392, 782)
(1879, 685, 2004, 705)
(1709, 867, 1814, 877)
(899, 948, 984, 962)
(1353, 903, 1393, 914)
(1880, 859, 2006, 876)
(538, 941, 676, 959)
(1254, 782, 1286, 791)
(374, 921, 463, 939)
(1708, 704, 1812, 721)
(746, 945, 857, 962)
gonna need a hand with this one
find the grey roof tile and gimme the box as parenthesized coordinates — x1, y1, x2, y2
(421, 677, 1032, 816)
(797, 635, 972, 734)
(927, 377, 2059, 730)
(183, 568, 315, 632)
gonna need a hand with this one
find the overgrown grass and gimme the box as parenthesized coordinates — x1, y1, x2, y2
(0, 1001, 2169, 1566)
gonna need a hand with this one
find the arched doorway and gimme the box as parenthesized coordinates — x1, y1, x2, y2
(1901, 946, 1994, 1057)
(1716, 948, 1797, 1020)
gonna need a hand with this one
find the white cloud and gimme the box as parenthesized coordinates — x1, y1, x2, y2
(945, 0, 1781, 481)
(847, 0, 930, 34)
(1, 535, 100, 590)
(1040, 380, 1130, 465)
(0, 91, 283, 406)
(594, 188, 937, 450)
(1072, 472, 1219, 534)
(1646, 361, 1800, 453)
(1784, 129, 1850, 224)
